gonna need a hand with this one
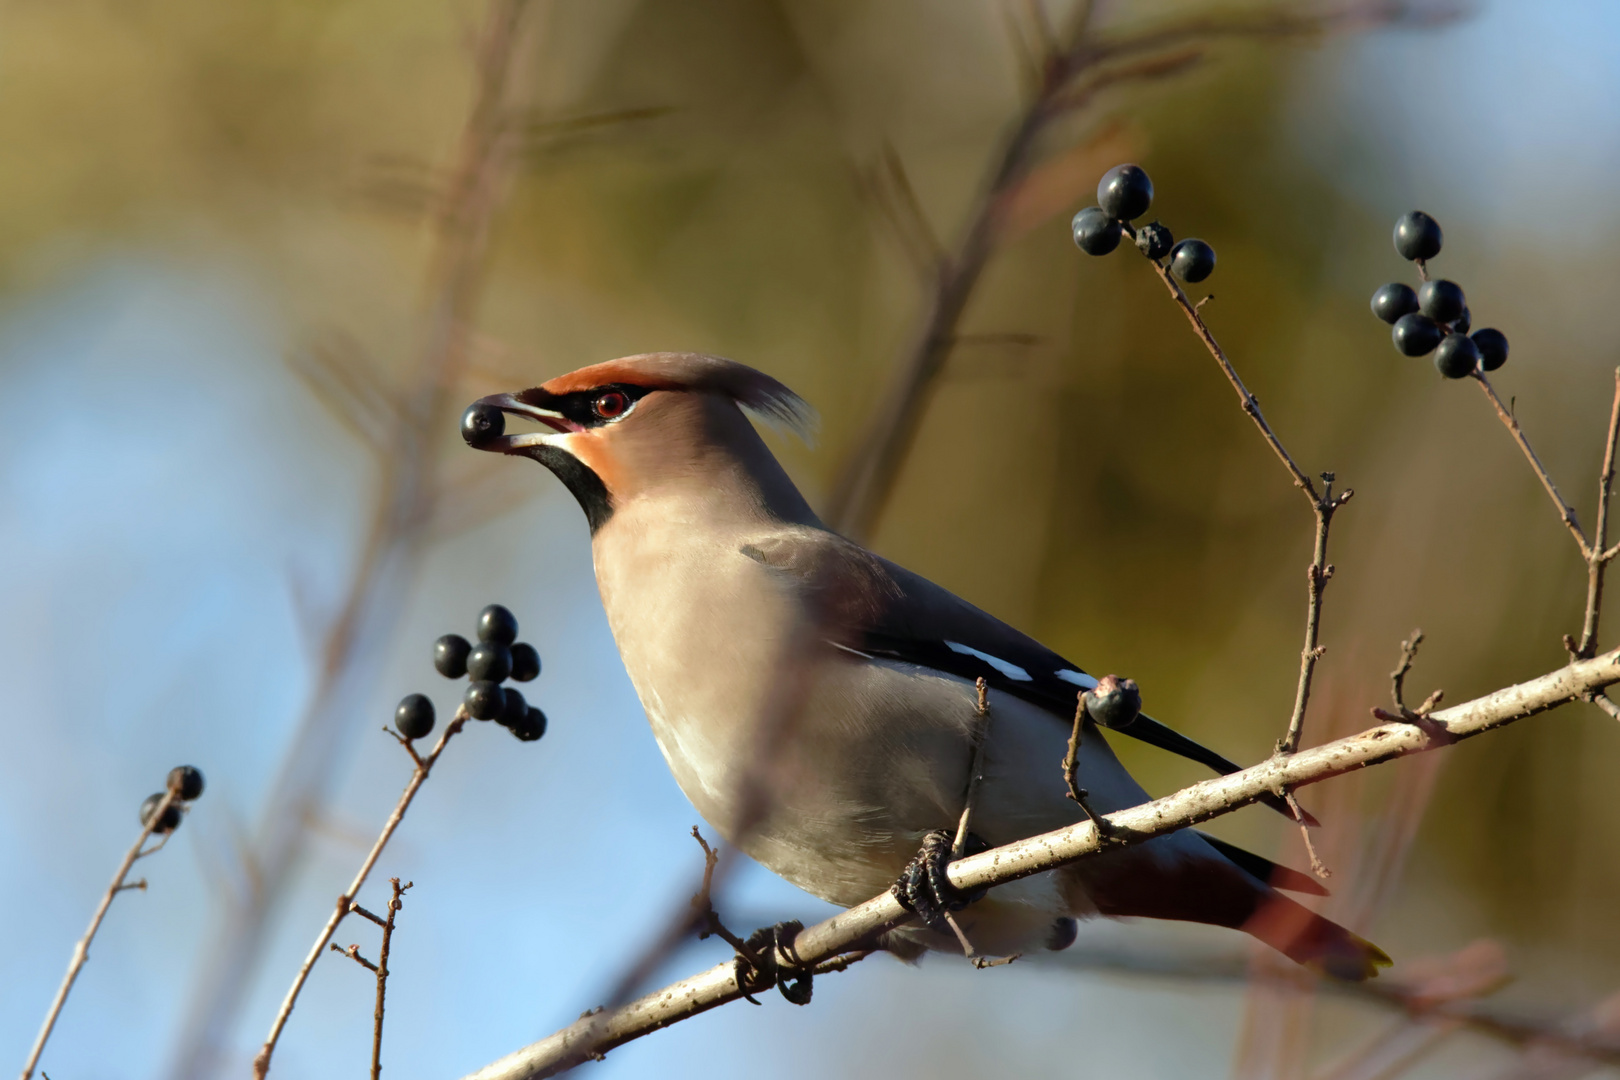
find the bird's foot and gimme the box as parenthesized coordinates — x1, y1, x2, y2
(734, 920, 813, 1005)
(890, 830, 985, 927)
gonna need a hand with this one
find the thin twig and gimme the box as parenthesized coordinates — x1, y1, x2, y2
(1060, 693, 1110, 834)
(1283, 790, 1331, 880)
(1281, 476, 1353, 754)
(1473, 372, 1591, 558)
(370, 879, 410, 1080)
(20, 785, 182, 1080)
(1575, 369, 1620, 657)
(1391, 631, 1424, 711)
(1145, 255, 1319, 502)
(952, 678, 992, 858)
(459, 644, 1620, 1080)
(252, 712, 467, 1079)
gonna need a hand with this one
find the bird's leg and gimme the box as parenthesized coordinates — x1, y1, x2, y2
(891, 830, 985, 928)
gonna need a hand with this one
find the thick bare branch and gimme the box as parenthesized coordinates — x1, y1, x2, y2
(460, 646, 1620, 1080)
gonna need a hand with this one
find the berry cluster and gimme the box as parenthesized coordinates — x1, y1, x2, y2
(1072, 164, 1216, 284)
(393, 604, 547, 743)
(1371, 211, 1510, 379)
(139, 765, 205, 835)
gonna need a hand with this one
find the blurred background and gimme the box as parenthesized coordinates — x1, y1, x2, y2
(4, 1, 1620, 1077)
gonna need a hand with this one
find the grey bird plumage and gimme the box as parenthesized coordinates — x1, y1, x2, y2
(469, 352, 1388, 978)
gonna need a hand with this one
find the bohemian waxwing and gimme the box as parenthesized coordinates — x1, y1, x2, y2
(464, 352, 1389, 979)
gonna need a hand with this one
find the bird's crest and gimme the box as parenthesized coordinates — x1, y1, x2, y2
(537, 352, 817, 442)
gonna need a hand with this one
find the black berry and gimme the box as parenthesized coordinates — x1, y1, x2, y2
(1169, 239, 1215, 283)
(1472, 328, 1509, 372)
(465, 681, 505, 720)
(1433, 333, 1480, 379)
(1393, 211, 1442, 261)
(477, 604, 519, 645)
(1418, 279, 1466, 323)
(1451, 307, 1471, 335)
(140, 793, 182, 834)
(1083, 675, 1142, 730)
(509, 642, 541, 682)
(1135, 221, 1174, 260)
(1097, 164, 1153, 221)
(395, 694, 436, 740)
(497, 686, 528, 728)
(467, 641, 512, 683)
(434, 634, 471, 679)
(167, 765, 205, 801)
(461, 403, 505, 448)
(1370, 283, 1419, 324)
(1072, 206, 1122, 256)
(1392, 312, 1443, 357)
(512, 706, 548, 742)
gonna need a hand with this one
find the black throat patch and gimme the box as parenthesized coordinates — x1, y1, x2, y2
(527, 444, 613, 534)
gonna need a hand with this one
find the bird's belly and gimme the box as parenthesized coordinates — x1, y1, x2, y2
(630, 643, 1136, 913)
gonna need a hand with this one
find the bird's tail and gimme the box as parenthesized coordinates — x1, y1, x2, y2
(1243, 893, 1391, 981)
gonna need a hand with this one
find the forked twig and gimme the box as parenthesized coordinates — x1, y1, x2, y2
(331, 878, 412, 1080)
(253, 713, 466, 1079)
(1140, 247, 1347, 757)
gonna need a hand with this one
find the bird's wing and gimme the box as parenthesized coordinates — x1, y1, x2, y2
(740, 527, 1313, 825)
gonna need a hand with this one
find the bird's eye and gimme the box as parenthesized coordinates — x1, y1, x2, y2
(592, 391, 630, 420)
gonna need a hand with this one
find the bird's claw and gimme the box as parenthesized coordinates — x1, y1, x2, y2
(891, 830, 984, 928)
(733, 920, 812, 1005)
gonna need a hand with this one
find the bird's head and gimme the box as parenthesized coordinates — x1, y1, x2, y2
(462, 352, 818, 533)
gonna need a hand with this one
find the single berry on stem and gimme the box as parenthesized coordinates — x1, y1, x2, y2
(461, 403, 505, 448)
(1370, 282, 1419, 324)
(1418, 279, 1466, 323)
(497, 686, 528, 728)
(1392, 312, 1443, 357)
(465, 680, 506, 721)
(477, 604, 519, 645)
(512, 706, 548, 742)
(395, 694, 436, 740)
(167, 765, 205, 801)
(1434, 333, 1481, 379)
(1084, 675, 1142, 730)
(1393, 211, 1443, 261)
(140, 793, 182, 834)
(1097, 164, 1153, 221)
(1169, 239, 1215, 283)
(510, 642, 542, 682)
(467, 641, 512, 683)
(1473, 328, 1510, 372)
(434, 634, 472, 679)
(1072, 206, 1122, 256)
(1135, 221, 1173, 260)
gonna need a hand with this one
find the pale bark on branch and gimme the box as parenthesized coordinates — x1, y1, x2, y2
(460, 645, 1620, 1080)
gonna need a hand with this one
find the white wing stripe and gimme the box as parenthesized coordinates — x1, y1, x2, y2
(1055, 669, 1098, 690)
(944, 640, 1032, 681)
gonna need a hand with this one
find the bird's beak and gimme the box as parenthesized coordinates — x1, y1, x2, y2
(467, 391, 579, 454)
